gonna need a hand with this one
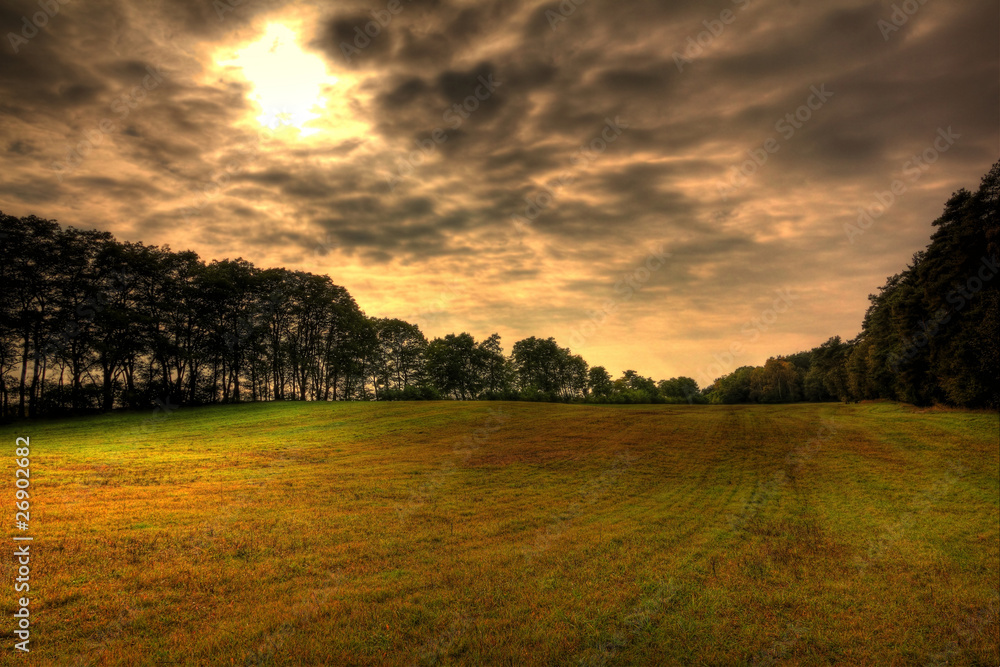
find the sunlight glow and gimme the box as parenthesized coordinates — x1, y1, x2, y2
(219, 24, 337, 136)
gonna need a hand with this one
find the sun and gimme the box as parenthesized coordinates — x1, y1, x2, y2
(219, 23, 337, 136)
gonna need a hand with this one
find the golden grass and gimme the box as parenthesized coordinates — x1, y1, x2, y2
(0, 401, 997, 665)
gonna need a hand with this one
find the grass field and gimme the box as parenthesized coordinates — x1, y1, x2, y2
(1, 401, 997, 665)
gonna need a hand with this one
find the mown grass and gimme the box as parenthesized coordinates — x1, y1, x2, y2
(0, 401, 997, 665)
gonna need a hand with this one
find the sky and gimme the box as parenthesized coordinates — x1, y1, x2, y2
(1, 0, 997, 386)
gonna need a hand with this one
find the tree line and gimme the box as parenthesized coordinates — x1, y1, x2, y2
(0, 215, 704, 418)
(1, 161, 995, 418)
(706, 160, 998, 409)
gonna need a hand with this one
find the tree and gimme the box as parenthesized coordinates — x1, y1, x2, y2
(511, 337, 574, 399)
(562, 353, 589, 399)
(658, 376, 701, 403)
(708, 366, 755, 404)
(374, 318, 428, 392)
(46, 226, 111, 411)
(426, 333, 481, 400)
(588, 366, 613, 399)
(614, 370, 658, 403)
(1, 215, 61, 417)
(476, 333, 510, 397)
(749, 358, 801, 403)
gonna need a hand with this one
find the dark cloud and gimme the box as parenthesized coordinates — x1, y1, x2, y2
(0, 0, 996, 378)
(7, 139, 33, 154)
(379, 76, 431, 109)
(319, 12, 397, 66)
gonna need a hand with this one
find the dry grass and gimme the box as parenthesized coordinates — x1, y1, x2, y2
(0, 401, 997, 665)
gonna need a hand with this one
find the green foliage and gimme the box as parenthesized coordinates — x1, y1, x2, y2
(587, 366, 613, 398)
(658, 376, 700, 401)
(707, 160, 999, 409)
(510, 336, 587, 399)
(379, 385, 441, 401)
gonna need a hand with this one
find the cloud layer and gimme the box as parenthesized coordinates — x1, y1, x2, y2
(2, 0, 997, 382)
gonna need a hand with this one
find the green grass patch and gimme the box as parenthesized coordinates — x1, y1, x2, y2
(1, 401, 997, 665)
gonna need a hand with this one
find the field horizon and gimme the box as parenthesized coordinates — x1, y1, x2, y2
(2, 401, 997, 665)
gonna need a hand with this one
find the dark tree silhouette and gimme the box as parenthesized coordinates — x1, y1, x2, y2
(0, 161, 996, 417)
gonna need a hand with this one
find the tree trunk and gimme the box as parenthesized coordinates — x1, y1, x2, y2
(102, 363, 115, 412)
(18, 332, 29, 418)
